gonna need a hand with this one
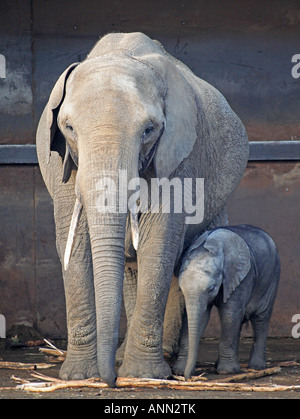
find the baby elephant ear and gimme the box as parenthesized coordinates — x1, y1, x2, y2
(204, 229, 251, 303)
(186, 230, 211, 254)
(222, 230, 251, 303)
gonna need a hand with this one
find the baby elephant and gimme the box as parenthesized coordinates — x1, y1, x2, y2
(174, 225, 280, 379)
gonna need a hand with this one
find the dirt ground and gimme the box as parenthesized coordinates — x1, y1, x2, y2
(1, 331, 300, 400)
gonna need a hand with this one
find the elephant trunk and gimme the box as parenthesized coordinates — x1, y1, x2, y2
(184, 295, 210, 380)
(88, 210, 126, 387)
(76, 146, 135, 387)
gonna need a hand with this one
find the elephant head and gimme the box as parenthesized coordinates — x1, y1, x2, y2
(178, 228, 251, 379)
(42, 33, 208, 386)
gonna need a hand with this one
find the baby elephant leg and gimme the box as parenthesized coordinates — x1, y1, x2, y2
(248, 313, 271, 370)
(217, 302, 245, 374)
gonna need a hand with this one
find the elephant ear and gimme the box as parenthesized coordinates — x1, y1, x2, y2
(45, 63, 79, 164)
(203, 229, 251, 303)
(186, 230, 211, 254)
(151, 55, 206, 179)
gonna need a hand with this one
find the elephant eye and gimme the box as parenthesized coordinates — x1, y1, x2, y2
(142, 125, 154, 138)
(66, 123, 74, 132)
(207, 284, 216, 294)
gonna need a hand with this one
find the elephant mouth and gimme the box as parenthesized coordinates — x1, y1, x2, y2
(139, 140, 159, 174)
(64, 196, 140, 270)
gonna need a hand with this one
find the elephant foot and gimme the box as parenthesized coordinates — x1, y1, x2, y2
(172, 358, 187, 376)
(248, 356, 266, 370)
(59, 346, 99, 380)
(216, 359, 240, 375)
(118, 355, 172, 380)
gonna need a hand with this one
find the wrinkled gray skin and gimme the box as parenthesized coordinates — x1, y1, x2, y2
(36, 32, 249, 387)
(174, 225, 280, 380)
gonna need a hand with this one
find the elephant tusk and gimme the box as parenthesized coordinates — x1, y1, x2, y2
(130, 203, 139, 251)
(64, 197, 83, 271)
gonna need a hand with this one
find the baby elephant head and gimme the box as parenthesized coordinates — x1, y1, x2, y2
(178, 228, 251, 379)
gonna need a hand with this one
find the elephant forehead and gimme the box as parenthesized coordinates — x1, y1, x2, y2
(107, 72, 138, 92)
(70, 70, 136, 95)
(180, 267, 211, 294)
(67, 67, 159, 115)
(70, 56, 146, 91)
(180, 254, 216, 290)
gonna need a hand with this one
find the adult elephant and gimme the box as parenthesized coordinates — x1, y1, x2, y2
(36, 32, 249, 387)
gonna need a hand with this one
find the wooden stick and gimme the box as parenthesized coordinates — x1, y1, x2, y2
(168, 383, 300, 392)
(39, 348, 67, 358)
(213, 366, 281, 383)
(0, 361, 54, 370)
(7, 339, 45, 349)
(5, 364, 298, 393)
(43, 339, 65, 355)
(277, 360, 300, 367)
(188, 372, 207, 382)
(17, 379, 107, 392)
(31, 371, 65, 382)
(24, 340, 45, 347)
(16, 380, 300, 393)
(170, 374, 207, 382)
(11, 375, 31, 384)
(14, 373, 300, 393)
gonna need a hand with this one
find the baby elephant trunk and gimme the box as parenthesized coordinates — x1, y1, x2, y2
(184, 296, 211, 380)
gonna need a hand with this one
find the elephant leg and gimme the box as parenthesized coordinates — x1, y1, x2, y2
(54, 184, 98, 380)
(248, 276, 278, 370)
(119, 215, 184, 379)
(216, 302, 244, 374)
(116, 264, 138, 365)
(163, 276, 185, 360)
(117, 271, 185, 367)
(172, 310, 189, 375)
(248, 313, 270, 370)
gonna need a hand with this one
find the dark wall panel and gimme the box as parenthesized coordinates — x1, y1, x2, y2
(1, 1, 299, 144)
(0, 1, 33, 144)
(34, 167, 67, 337)
(0, 166, 36, 326)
